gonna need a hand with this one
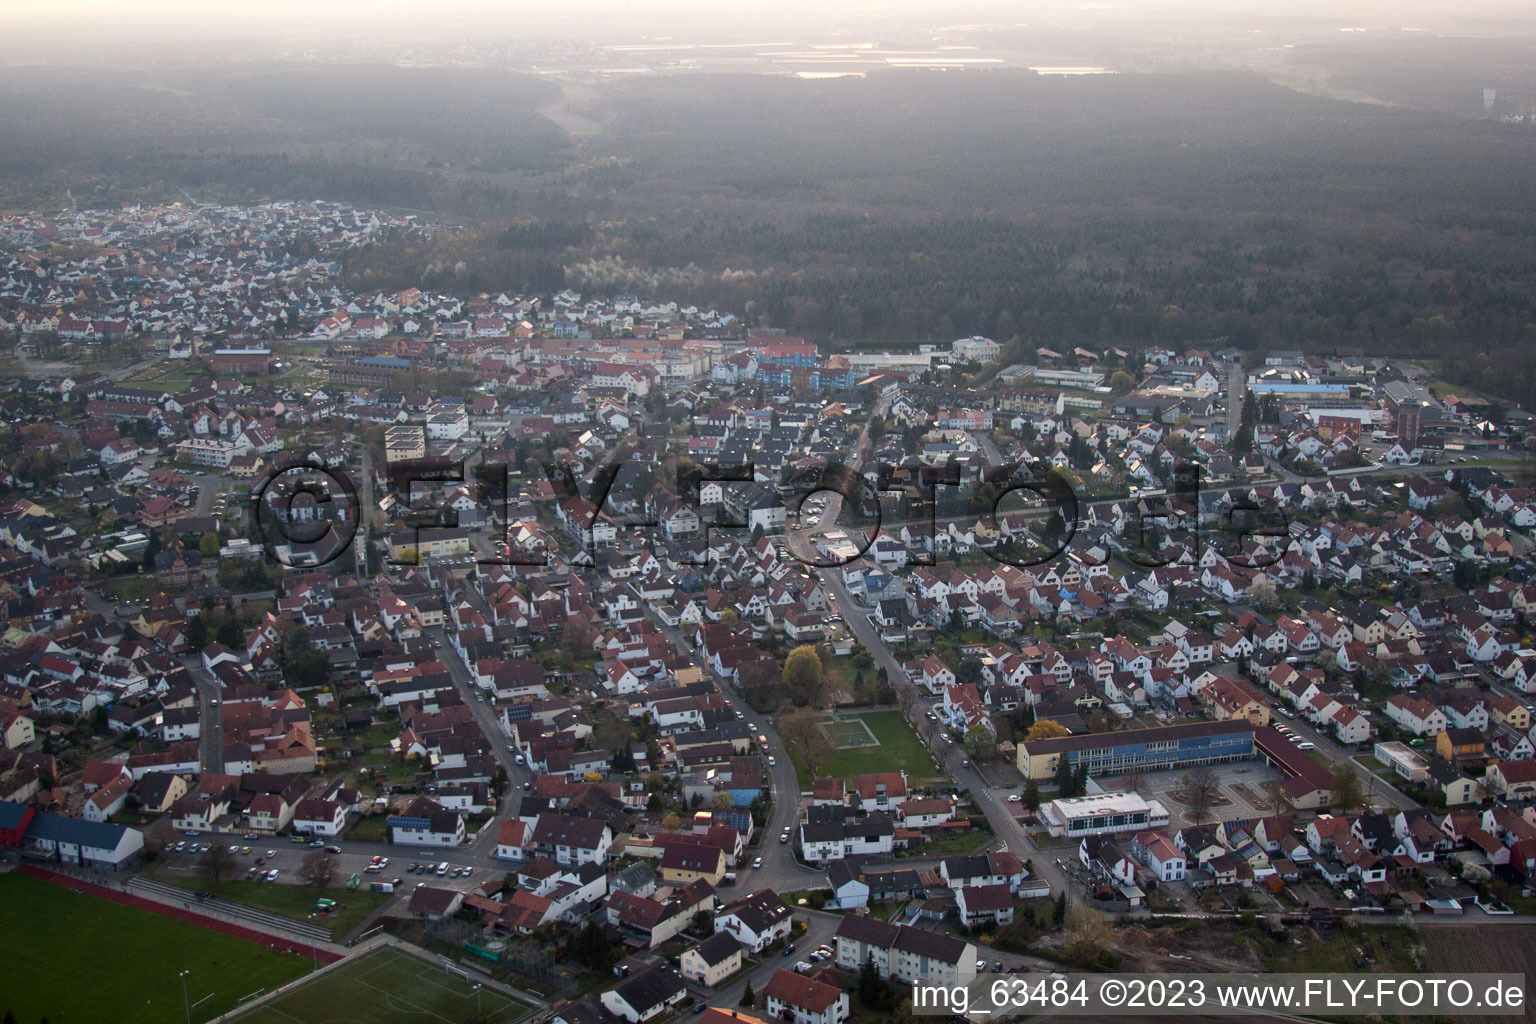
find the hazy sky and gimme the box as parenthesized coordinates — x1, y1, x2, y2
(8, 0, 1532, 42)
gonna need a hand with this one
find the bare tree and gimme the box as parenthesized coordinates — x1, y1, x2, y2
(199, 842, 237, 883)
(1183, 766, 1220, 826)
(1122, 765, 1147, 797)
(777, 708, 835, 779)
(299, 849, 337, 889)
(1331, 765, 1364, 812)
(145, 819, 177, 858)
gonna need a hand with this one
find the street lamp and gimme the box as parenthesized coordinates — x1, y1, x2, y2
(474, 983, 483, 1019)
(179, 969, 191, 1024)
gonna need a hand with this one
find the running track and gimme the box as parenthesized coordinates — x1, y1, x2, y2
(16, 865, 344, 965)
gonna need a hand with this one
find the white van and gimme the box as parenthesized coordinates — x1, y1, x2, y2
(436, 861, 450, 875)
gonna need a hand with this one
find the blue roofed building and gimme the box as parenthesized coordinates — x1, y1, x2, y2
(0, 799, 144, 869)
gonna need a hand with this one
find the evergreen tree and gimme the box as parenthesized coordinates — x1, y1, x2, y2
(1053, 754, 1073, 795)
(859, 956, 880, 1006)
(141, 530, 162, 572)
(1023, 778, 1040, 812)
(740, 981, 755, 1008)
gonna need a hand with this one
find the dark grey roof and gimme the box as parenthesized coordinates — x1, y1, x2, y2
(692, 931, 742, 967)
(611, 964, 685, 1013)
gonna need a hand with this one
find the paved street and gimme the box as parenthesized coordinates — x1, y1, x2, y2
(808, 415, 1073, 900)
(639, 598, 819, 892)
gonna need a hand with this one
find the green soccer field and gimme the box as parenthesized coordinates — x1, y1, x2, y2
(820, 717, 877, 748)
(230, 946, 531, 1024)
(0, 872, 309, 1024)
(788, 709, 942, 786)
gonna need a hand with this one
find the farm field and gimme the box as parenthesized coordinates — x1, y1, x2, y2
(230, 945, 531, 1024)
(1419, 923, 1536, 1024)
(0, 872, 308, 1024)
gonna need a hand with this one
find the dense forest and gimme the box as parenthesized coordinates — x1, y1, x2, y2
(5, 63, 1536, 404)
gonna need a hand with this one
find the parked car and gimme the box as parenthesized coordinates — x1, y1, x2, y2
(266, 869, 280, 882)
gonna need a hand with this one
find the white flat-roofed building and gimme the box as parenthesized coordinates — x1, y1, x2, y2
(175, 438, 245, 468)
(1042, 791, 1169, 838)
(1373, 741, 1430, 783)
(1001, 365, 1107, 389)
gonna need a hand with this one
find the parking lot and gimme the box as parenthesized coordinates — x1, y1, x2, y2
(157, 834, 492, 893)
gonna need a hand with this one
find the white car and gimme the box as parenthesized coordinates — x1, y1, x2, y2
(1007, 794, 1021, 803)
(1297, 741, 1316, 750)
(767, 756, 777, 767)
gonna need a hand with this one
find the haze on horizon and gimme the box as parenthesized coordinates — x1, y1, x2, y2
(7, 0, 1536, 65)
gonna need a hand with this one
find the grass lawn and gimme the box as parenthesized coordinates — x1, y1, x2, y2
(0, 872, 309, 1024)
(822, 651, 875, 703)
(230, 945, 532, 1024)
(788, 709, 942, 787)
(904, 825, 995, 858)
(345, 814, 392, 843)
(153, 871, 393, 939)
(102, 575, 160, 601)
